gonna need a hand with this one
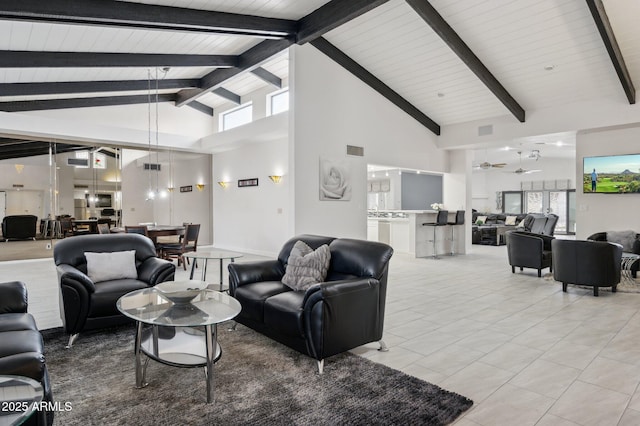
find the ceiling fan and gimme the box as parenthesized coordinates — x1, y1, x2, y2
(473, 150, 507, 170)
(505, 151, 541, 174)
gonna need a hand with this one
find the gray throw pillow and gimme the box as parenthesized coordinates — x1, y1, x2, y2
(282, 241, 331, 291)
(607, 230, 636, 252)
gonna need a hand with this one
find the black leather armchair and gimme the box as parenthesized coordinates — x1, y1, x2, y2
(552, 239, 622, 296)
(53, 233, 175, 347)
(0, 281, 53, 425)
(506, 230, 554, 277)
(588, 232, 640, 278)
(2, 215, 38, 241)
(228, 235, 393, 373)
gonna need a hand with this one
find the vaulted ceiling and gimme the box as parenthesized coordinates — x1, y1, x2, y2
(0, 0, 637, 158)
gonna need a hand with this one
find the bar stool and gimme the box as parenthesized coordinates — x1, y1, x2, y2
(447, 210, 465, 255)
(423, 210, 449, 259)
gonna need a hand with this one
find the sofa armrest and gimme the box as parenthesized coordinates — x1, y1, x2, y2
(0, 352, 46, 382)
(57, 264, 96, 293)
(138, 257, 176, 286)
(228, 260, 285, 293)
(0, 281, 28, 314)
(302, 278, 382, 360)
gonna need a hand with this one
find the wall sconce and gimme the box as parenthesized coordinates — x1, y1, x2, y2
(196, 183, 206, 191)
(217, 182, 229, 189)
(167, 187, 175, 192)
(268, 175, 282, 184)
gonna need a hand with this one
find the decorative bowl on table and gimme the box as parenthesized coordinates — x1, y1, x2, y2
(154, 280, 208, 304)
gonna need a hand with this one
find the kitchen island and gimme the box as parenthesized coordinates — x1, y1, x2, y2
(368, 210, 463, 257)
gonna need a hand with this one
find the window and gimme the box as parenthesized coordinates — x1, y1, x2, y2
(267, 88, 289, 116)
(220, 102, 252, 131)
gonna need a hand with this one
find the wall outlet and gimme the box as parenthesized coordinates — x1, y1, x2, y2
(277, 208, 283, 214)
(45, 243, 51, 250)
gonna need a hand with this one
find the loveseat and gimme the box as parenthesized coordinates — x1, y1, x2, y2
(0, 281, 53, 425)
(53, 233, 175, 347)
(228, 235, 394, 373)
(2, 215, 38, 241)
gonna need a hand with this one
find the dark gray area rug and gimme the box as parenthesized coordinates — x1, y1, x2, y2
(43, 324, 473, 425)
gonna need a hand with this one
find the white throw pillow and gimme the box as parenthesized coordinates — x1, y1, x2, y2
(505, 216, 517, 226)
(476, 215, 487, 225)
(282, 241, 331, 291)
(85, 250, 138, 283)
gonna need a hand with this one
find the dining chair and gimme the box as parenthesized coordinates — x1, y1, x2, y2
(125, 225, 149, 236)
(97, 223, 111, 234)
(159, 224, 200, 270)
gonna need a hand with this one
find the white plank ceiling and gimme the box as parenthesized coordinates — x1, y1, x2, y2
(0, 0, 636, 146)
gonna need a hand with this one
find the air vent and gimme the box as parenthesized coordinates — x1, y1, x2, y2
(144, 163, 161, 171)
(74, 185, 89, 189)
(478, 125, 493, 136)
(12, 184, 24, 188)
(67, 158, 89, 167)
(346, 145, 364, 156)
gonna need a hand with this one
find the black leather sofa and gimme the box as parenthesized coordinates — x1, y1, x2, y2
(552, 239, 622, 296)
(0, 281, 53, 425)
(2, 215, 38, 241)
(506, 230, 554, 277)
(228, 235, 393, 373)
(53, 233, 175, 347)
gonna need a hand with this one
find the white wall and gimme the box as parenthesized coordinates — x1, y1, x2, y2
(212, 138, 289, 256)
(575, 125, 640, 238)
(291, 44, 448, 239)
(21, 102, 215, 141)
(120, 149, 213, 244)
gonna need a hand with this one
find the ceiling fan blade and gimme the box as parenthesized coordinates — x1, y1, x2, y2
(524, 169, 542, 174)
(491, 163, 507, 168)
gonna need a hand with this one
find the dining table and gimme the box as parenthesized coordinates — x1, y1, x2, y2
(111, 225, 185, 244)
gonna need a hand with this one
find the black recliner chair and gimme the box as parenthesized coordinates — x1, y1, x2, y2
(53, 233, 175, 347)
(552, 239, 622, 296)
(506, 230, 554, 277)
(0, 281, 54, 425)
(228, 235, 393, 373)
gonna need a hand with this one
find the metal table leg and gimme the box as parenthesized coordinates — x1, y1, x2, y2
(205, 324, 216, 403)
(135, 321, 149, 388)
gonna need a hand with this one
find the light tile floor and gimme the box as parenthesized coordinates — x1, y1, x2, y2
(3, 244, 640, 425)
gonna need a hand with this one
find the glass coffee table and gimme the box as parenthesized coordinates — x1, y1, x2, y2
(621, 253, 640, 284)
(0, 375, 44, 425)
(183, 249, 244, 292)
(116, 281, 241, 403)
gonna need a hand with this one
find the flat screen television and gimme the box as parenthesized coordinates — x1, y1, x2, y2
(583, 154, 640, 193)
(85, 193, 112, 208)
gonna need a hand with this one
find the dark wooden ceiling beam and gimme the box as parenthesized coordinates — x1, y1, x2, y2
(175, 38, 292, 106)
(187, 101, 214, 116)
(0, 0, 296, 38)
(0, 94, 176, 112)
(251, 67, 282, 88)
(212, 87, 241, 104)
(175, 0, 392, 107)
(0, 51, 238, 68)
(585, 0, 635, 104)
(405, 0, 526, 122)
(0, 79, 200, 96)
(310, 37, 440, 135)
(297, 0, 391, 44)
